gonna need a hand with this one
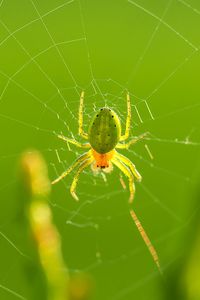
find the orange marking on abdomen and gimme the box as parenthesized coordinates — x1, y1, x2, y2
(92, 149, 115, 169)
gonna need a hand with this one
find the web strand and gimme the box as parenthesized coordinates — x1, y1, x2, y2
(128, 0, 198, 50)
(130, 210, 162, 274)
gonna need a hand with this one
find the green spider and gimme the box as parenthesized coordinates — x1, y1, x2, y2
(52, 91, 147, 202)
(52, 93, 161, 273)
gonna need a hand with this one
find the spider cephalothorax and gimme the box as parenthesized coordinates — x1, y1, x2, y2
(52, 91, 147, 203)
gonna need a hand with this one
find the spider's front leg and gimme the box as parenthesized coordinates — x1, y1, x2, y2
(70, 157, 94, 201)
(112, 157, 135, 203)
(115, 151, 142, 182)
(51, 152, 90, 185)
(79, 91, 88, 140)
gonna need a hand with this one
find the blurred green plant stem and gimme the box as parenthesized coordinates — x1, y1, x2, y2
(21, 150, 69, 300)
(180, 224, 200, 300)
(21, 150, 92, 300)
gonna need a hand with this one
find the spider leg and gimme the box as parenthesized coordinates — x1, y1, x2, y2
(130, 209, 162, 274)
(115, 151, 142, 182)
(70, 157, 94, 201)
(79, 91, 88, 140)
(120, 93, 131, 141)
(51, 152, 91, 185)
(112, 157, 135, 203)
(57, 134, 90, 148)
(117, 132, 149, 149)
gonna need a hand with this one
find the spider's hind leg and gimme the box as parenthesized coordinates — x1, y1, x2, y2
(117, 132, 149, 150)
(57, 134, 90, 148)
(120, 93, 131, 142)
(79, 91, 88, 140)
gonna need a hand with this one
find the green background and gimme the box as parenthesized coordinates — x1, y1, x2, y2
(0, 0, 200, 299)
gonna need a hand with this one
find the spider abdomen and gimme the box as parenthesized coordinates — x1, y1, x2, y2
(88, 107, 121, 154)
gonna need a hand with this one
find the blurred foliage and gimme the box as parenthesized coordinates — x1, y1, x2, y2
(20, 150, 93, 300)
(164, 184, 200, 300)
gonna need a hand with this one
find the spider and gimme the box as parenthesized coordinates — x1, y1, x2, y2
(52, 92, 161, 273)
(52, 91, 147, 202)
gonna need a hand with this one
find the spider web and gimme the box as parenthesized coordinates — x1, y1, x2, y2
(0, 0, 200, 299)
